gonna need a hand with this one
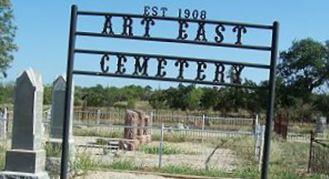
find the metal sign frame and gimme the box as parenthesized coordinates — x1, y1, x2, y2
(60, 5, 279, 179)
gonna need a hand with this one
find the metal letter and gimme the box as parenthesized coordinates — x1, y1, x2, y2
(141, 17, 155, 38)
(122, 16, 133, 36)
(195, 22, 207, 42)
(195, 61, 207, 81)
(215, 24, 225, 43)
(177, 20, 189, 40)
(133, 56, 149, 76)
(144, 6, 150, 16)
(231, 64, 244, 84)
(175, 59, 189, 79)
(102, 15, 114, 35)
(115, 55, 127, 74)
(213, 62, 225, 83)
(160, 7, 168, 17)
(100, 54, 110, 73)
(156, 57, 167, 78)
(233, 25, 247, 45)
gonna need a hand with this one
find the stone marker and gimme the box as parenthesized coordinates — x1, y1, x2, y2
(48, 76, 75, 159)
(123, 110, 138, 139)
(0, 69, 49, 179)
(120, 109, 152, 150)
(0, 107, 7, 140)
(315, 116, 327, 133)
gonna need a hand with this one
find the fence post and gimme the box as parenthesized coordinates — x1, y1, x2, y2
(158, 123, 164, 168)
(150, 111, 154, 135)
(96, 109, 101, 125)
(254, 124, 260, 161)
(258, 125, 265, 172)
(202, 114, 205, 142)
(307, 131, 314, 173)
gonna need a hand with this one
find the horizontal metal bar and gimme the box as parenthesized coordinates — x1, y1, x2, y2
(77, 10, 273, 30)
(74, 48, 270, 69)
(72, 70, 267, 89)
(76, 31, 272, 51)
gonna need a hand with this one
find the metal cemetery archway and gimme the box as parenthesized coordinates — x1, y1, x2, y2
(61, 5, 279, 179)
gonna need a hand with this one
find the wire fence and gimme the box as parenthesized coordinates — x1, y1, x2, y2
(71, 110, 256, 132)
(308, 131, 329, 175)
(2, 108, 328, 176)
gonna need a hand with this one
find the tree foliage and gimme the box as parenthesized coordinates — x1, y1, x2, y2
(0, 0, 17, 78)
(278, 38, 329, 97)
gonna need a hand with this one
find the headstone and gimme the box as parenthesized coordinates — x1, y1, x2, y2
(48, 75, 74, 159)
(136, 110, 145, 136)
(120, 109, 152, 150)
(0, 69, 49, 179)
(0, 107, 7, 140)
(315, 116, 327, 133)
(123, 110, 138, 139)
(136, 110, 149, 144)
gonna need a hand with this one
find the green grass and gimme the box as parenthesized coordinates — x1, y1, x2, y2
(73, 153, 99, 172)
(140, 144, 195, 155)
(44, 143, 62, 158)
(0, 144, 6, 170)
(216, 136, 325, 179)
(73, 154, 139, 172)
(109, 159, 139, 170)
(158, 165, 228, 177)
(72, 131, 327, 178)
(74, 128, 122, 138)
(152, 132, 200, 143)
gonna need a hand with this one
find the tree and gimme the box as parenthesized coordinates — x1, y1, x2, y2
(278, 38, 329, 99)
(185, 87, 203, 110)
(149, 90, 167, 109)
(200, 87, 219, 110)
(0, 0, 17, 78)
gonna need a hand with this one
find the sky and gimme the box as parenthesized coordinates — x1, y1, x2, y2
(4, 0, 329, 89)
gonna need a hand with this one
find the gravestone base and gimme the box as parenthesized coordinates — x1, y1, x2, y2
(5, 149, 46, 173)
(47, 138, 75, 160)
(0, 171, 49, 179)
(1, 149, 49, 179)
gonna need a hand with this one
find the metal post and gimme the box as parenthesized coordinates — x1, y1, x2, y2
(158, 123, 164, 168)
(307, 131, 314, 173)
(261, 21, 279, 179)
(60, 5, 77, 179)
(202, 114, 205, 142)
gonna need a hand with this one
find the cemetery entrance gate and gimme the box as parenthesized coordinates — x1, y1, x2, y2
(61, 5, 279, 179)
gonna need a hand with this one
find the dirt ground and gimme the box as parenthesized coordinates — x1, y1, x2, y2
(75, 171, 176, 179)
(74, 136, 238, 171)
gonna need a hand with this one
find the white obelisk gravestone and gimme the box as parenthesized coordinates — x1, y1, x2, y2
(0, 69, 49, 178)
